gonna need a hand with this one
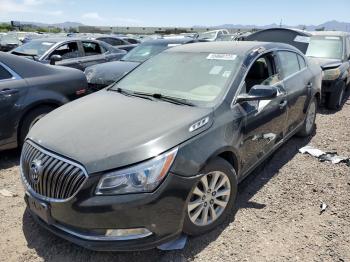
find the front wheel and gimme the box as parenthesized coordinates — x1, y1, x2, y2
(183, 158, 237, 236)
(327, 81, 346, 110)
(297, 97, 317, 137)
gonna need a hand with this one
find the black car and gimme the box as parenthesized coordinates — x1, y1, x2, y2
(84, 37, 205, 92)
(10, 38, 127, 71)
(92, 35, 138, 52)
(0, 52, 87, 151)
(306, 31, 350, 109)
(21, 41, 321, 251)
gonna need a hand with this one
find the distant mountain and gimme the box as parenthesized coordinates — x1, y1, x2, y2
(201, 20, 350, 32)
(19, 21, 84, 29)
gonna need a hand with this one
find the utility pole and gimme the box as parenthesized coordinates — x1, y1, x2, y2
(279, 19, 283, 28)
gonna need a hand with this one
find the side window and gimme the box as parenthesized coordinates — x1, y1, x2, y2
(82, 42, 102, 56)
(0, 65, 12, 80)
(297, 54, 307, 69)
(244, 53, 280, 93)
(277, 51, 300, 78)
(50, 42, 80, 59)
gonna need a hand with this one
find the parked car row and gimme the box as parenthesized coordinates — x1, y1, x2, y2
(0, 28, 347, 252)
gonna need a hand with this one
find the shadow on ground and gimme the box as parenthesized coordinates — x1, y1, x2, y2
(21, 133, 314, 262)
(0, 148, 20, 169)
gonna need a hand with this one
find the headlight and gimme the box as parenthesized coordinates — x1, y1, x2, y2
(323, 67, 341, 81)
(95, 148, 178, 195)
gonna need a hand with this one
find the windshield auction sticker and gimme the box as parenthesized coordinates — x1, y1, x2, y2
(207, 54, 237, 60)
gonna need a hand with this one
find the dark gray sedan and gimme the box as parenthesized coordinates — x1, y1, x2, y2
(10, 38, 127, 71)
(22, 41, 322, 251)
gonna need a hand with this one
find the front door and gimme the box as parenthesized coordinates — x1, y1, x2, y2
(238, 52, 288, 173)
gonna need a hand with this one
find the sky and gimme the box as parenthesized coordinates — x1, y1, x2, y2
(0, 0, 349, 27)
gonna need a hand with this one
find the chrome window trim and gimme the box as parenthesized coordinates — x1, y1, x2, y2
(0, 61, 22, 82)
(20, 139, 89, 203)
(231, 48, 308, 108)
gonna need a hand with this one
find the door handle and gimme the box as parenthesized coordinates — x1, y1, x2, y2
(0, 89, 19, 95)
(279, 100, 288, 109)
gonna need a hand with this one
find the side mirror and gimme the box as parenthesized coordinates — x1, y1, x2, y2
(236, 85, 278, 103)
(50, 54, 62, 65)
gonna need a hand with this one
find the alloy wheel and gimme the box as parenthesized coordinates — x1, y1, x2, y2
(187, 171, 231, 226)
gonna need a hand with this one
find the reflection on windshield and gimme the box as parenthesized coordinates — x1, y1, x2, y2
(12, 40, 56, 58)
(113, 51, 242, 107)
(306, 36, 343, 59)
(122, 44, 168, 63)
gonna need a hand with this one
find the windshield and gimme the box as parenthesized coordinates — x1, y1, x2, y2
(122, 43, 169, 63)
(198, 31, 217, 40)
(112, 51, 242, 106)
(12, 40, 56, 58)
(306, 36, 343, 59)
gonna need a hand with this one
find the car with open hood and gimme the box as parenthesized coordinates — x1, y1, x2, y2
(306, 31, 350, 109)
(84, 37, 204, 92)
(21, 41, 321, 251)
(0, 52, 87, 151)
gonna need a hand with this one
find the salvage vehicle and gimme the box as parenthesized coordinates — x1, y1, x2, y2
(85, 37, 202, 92)
(197, 29, 230, 41)
(21, 41, 321, 251)
(10, 38, 127, 71)
(306, 31, 350, 109)
(0, 52, 87, 151)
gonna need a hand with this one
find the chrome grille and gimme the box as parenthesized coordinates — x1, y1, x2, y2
(20, 141, 88, 201)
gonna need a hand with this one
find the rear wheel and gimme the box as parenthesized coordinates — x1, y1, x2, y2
(183, 158, 237, 236)
(297, 97, 317, 137)
(327, 81, 346, 110)
(19, 106, 55, 146)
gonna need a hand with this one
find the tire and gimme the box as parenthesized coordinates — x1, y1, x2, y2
(183, 157, 238, 236)
(297, 97, 317, 137)
(327, 81, 346, 110)
(19, 106, 55, 146)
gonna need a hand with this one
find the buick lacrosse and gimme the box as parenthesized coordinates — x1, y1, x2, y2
(21, 41, 322, 251)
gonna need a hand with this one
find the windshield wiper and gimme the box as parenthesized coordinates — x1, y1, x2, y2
(111, 87, 153, 101)
(132, 91, 195, 106)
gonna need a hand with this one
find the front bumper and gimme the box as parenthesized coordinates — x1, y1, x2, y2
(24, 172, 199, 251)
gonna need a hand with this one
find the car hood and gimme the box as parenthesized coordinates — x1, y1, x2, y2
(85, 60, 139, 86)
(308, 57, 342, 70)
(28, 90, 213, 174)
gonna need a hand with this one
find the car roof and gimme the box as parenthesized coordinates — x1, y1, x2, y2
(165, 41, 299, 54)
(311, 31, 349, 37)
(0, 51, 61, 78)
(142, 37, 197, 45)
(30, 37, 101, 43)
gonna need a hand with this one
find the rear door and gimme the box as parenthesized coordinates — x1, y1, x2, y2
(276, 51, 311, 134)
(0, 64, 27, 146)
(47, 41, 83, 70)
(78, 41, 107, 70)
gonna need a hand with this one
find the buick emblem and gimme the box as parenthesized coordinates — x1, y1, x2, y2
(29, 159, 43, 184)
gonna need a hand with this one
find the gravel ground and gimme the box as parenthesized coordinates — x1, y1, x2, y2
(0, 93, 349, 262)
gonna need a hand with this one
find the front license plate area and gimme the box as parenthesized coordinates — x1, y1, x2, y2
(26, 194, 52, 225)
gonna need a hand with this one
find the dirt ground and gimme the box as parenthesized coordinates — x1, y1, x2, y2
(0, 93, 349, 262)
